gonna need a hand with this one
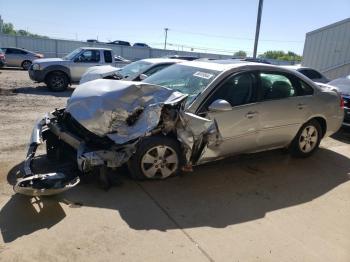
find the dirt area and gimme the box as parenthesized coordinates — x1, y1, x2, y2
(0, 69, 349, 262)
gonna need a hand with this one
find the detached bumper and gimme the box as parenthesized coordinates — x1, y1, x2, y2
(14, 115, 80, 196)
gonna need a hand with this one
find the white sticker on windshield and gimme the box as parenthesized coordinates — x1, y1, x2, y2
(193, 71, 214, 79)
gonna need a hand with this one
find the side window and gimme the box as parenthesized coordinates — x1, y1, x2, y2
(299, 81, 314, 95)
(143, 64, 170, 76)
(76, 50, 100, 63)
(5, 48, 12, 54)
(206, 72, 256, 108)
(104, 51, 112, 63)
(260, 72, 296, 100)
(299, 69, 322, 80)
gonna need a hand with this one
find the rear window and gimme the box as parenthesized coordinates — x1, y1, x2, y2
(104, 51, 112, 63)
(299, 69, 322, 80)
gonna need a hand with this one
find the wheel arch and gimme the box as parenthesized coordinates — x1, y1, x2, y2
(43, 65, 71, 83)
(306, 116, 327, 138)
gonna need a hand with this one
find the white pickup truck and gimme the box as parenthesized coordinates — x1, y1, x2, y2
(28, 47, 129, 91)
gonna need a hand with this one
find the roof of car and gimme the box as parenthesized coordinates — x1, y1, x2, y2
(280, 65, 311, 71)
(81, 47, 113, 51)
(179, 59, 277, 72)
(141, 58, 184, 64)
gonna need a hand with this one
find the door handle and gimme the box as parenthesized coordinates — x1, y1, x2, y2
(297, 103, 306, 109)
(245, 111, 258, 119)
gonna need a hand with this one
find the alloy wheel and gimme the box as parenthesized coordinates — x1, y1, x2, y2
(141, 145, 178, 179)
(299, 125, 318, 153)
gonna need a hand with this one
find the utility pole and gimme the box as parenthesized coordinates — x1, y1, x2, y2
(253, 0, 264, 58)
(164, 28, 169, 50)
(0, 15, 3, 34)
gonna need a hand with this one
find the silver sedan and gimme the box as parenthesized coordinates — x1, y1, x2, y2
(2, 47, 43, 70)
(15, 60, 344, 196)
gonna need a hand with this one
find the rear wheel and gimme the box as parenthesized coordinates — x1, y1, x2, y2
(21, 60, 32, 70)
(45, 71, 69, 91)
(128, 136, 182, 180)
(290, 119, 322, 158)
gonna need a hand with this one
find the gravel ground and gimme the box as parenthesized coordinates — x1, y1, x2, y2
(0, 68, 349, 262)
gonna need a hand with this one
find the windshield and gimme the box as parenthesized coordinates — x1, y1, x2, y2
(63, 48, 82, 60)
(143, 64, 220, 102)
(118, 60, 152, 79)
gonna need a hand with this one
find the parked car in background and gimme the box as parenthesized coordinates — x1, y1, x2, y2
(86, 39, 100, 43)
(80, 58, 184, 84)
(133, 43, 150, 48)
(114, 55, 131, 67)
(243, 58, 271, 64)
(282, 65, 329, 83)
(29, 47, 119, 91)
(16, 61, 343, 196)
(2, 47, 44, 70)
(0, 48, 6, 67)
(107, 40, 131, 46)
(327, 75, 350, 127)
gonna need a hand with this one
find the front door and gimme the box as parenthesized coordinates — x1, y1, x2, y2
(198, 71, 261, 162)
(70, 49, 101, 82)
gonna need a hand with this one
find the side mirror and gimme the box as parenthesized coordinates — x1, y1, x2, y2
(208, 99, 232, 112)
(73, 57, 80, 63)
(139, 73, 148, 81)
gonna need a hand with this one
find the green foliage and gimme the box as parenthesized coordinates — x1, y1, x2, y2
(2, 22, 49, 38)
(259, 50, 302, 62)
(233, 50, 247, 58)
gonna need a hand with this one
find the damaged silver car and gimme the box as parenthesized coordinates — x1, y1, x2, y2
(15, 60, 344, 196)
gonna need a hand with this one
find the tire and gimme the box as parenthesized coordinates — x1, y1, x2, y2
(21, 60, 32, 70)
(128, 136, 183, 180)
(45, 71, 69, 91)
(289, 119, 322, 158)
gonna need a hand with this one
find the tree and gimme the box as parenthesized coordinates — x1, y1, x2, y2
(259, 50, 302, 62)
(1, 22, 49, 38)
(233, 50, 247, 58)
(2, 23, 16, 35)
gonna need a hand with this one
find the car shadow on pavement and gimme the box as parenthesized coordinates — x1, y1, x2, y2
(1, 148, 350, 242)
(14, 86, 74, 98)
(332, 127, 350, 144)
(0, 67, 24, 71)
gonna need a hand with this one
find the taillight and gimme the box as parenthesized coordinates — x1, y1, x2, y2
(340, 96, 344, 109)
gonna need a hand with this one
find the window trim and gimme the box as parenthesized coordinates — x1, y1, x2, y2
(257, 70, 314, 102)
(75, 49, 101, 63)
(197, 70, 259, 114)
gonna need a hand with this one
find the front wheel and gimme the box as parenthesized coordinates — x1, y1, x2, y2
(21, 60, 32, 70)
(289, 119, 322, 158)
(45, 71, 69, 91)
(128, 136, 182, 180)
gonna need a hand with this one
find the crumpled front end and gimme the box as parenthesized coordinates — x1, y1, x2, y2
(15, 80, 221, 196)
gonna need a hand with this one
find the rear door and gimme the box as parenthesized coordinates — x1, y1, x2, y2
(256, 71, 313, 149)
(4, 48, 21, 67)
(198, 71, 261, 161)
(70, 49, 102, 81)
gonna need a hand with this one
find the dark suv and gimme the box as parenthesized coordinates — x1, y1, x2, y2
(107, 40, 131, 46)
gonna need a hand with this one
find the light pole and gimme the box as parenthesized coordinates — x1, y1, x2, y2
(253, 0, 264, 59)
(164, 28, 169, 50)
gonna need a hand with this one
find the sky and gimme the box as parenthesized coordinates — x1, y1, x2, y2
(0, 0, 349, 56)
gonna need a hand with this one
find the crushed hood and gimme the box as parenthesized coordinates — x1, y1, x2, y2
(67, 79, 187, 144)
(80, 65, 121, 84)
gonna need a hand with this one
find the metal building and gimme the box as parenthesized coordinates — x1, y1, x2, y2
(302, 18, 350, 80)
